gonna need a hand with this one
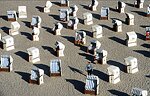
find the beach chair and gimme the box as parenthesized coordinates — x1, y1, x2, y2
(87, 40, 101, 55)
(69, 5, 78, 17)
(134, 0, 144, 8)
(85, 75, 99, 95)
(116, 1, 126, 13)
(7, 10, 17, 21)
(18, 6, 27, 18)
(52, 22, 63, 35)
(0, 55, 13, 72)
(83, 12, 93, 25)
(1, 35, 15, 51)
(44, 1, 52, 13)
(131, 88, 148, 96)
(124, 56, 138, 74)
(32, 27, 40, 41)
(29, 68, 44, 85)
(60, 0, 69, 7)
(126, 31, 137, 47)
(59, 9, 69, 22)
(88, 0, 99, 11)
(75, 30, 86, 45)
(92, 25, 102, 38)
(95, 48, 107, 64)
(125, 13, 134, 25)
(107, 65, 120, 84)
(112, 19, 122, 32)
(9, 21, 20, 35)
(27, 47, 40, 63)
(147, 5, 150, 17)
(50, 59, 62, 77)
(100, 7, 109, 20)
(67, 17, 79, 30)
(145, 27, 150, 40)
(55, 41, 65, 57)
(31, 16, 42, 28)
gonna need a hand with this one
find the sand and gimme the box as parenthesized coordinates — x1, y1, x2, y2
(0, 0, 149, 96)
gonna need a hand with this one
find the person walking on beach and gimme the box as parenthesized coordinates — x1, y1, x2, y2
(85, 62, 93, 75)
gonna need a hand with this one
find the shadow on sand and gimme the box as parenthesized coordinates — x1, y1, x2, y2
(108, 89, 129, 96)
(66, 79, 85, 94)
(15, 51, 28, 61)
(42, 46, 56, 56)
(15, 71, 30, 83)
(68, 66, 86, 76)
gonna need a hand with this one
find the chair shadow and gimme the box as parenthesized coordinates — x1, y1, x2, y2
(42, 26, 53, 34)
(34, 64, 50, 76)
(0, 15, 7, 21)
(35, 6, 43, 12)
(92, 13, 100, 20)
(136, 33, 145, 41)
(80, 29, 92, 37)
(80, 4, 90, 10)
(109, 36, 125, 46)
(108, 89, 129, 96)
(141, 44, 150, 49)
(1, 26, 9, 34)
(93, 69, 108, 82)
(107, 60, 126, 73)
(52, 1, 60, 6)
(61, 36, 74, 44)
(126, 2, 134, 7)
(100, 24, 113, 31)
(49, 14, 59, 21)
(68, 66, 86, 76)
(21, 32, 32, 40)
(80, 46, 87, 52)
(15, 71, 30, 83)
(61, 22, 67, 29)
(14, 51, 28, 61)
(133, 50, 150, 58)
(66, 79, 85, 94)
(145, 74, 150, 78)
(78, 53, 94, 63)
(42, 46, 56, 56)
(131, 11, 146, 17)
(111, 18, 126, 24)
(22, 21, 31, 28)
(140, 25, 149, 28)
(109, 7, 118, 12)
(78, 18, 84, 24)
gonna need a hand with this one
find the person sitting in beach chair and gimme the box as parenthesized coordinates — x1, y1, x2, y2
(145, 27, 150, 40)
(88, 0, 98, 11)
(30, 16, 42, 28)
(55, 41, 65, 57)
(87, 40, 101, 55)
(67, 17, 79, 30)
(52, 22, 63, 35)
(95, 48, 107, 64)
(59, 9, 69, 22)
(69, 5, 78, 17)
(29, 68, 44, 85)
(75, 30, 86, 45)
(0, 55, 13, 72)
